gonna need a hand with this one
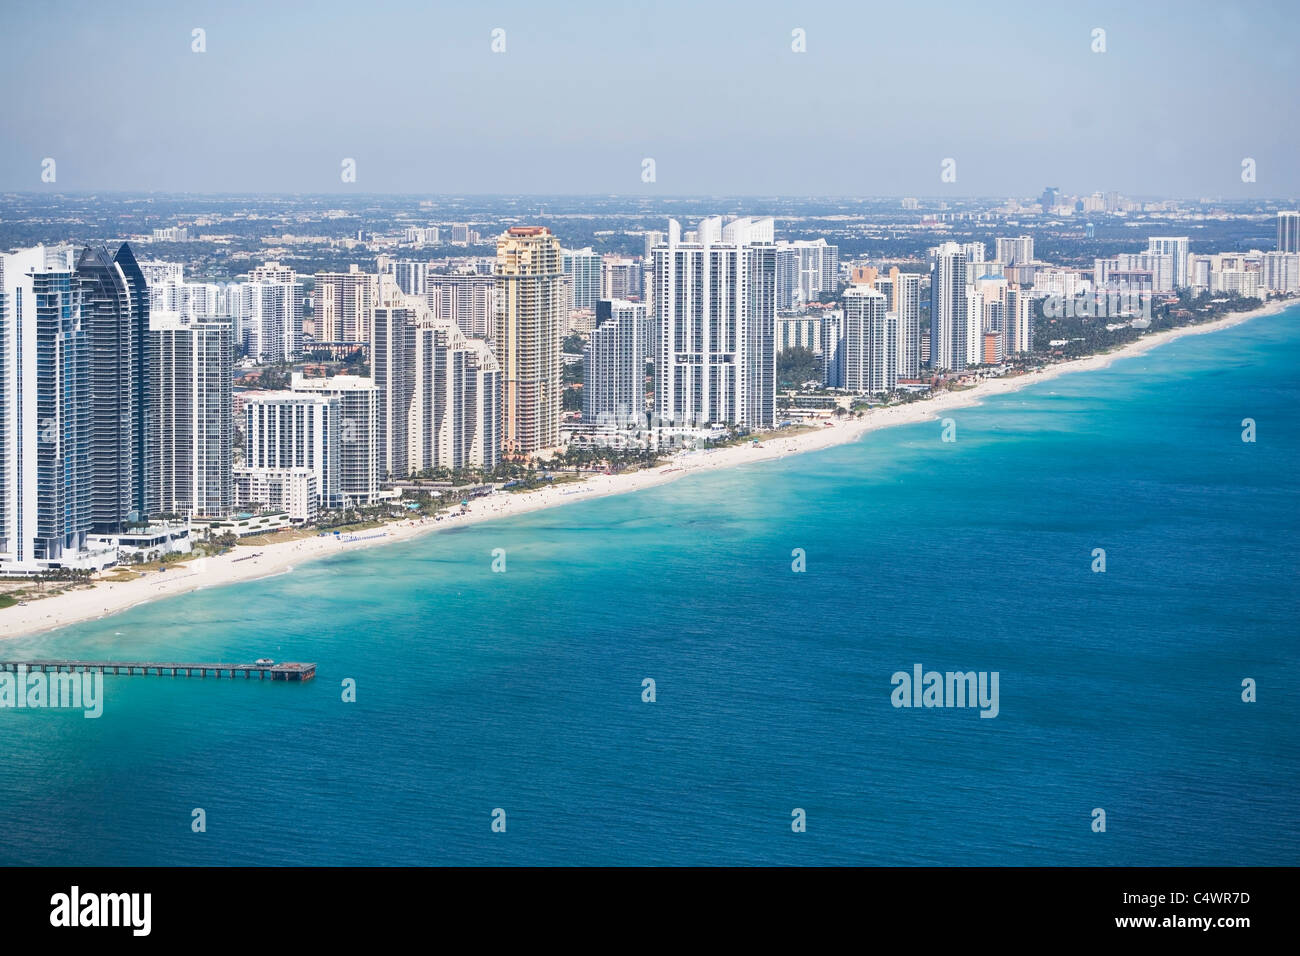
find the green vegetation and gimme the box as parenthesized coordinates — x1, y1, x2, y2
(1032, 290, 1265, 360)
(777, 346, 820, 388)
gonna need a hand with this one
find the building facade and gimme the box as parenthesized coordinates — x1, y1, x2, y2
(652, 217, 777, 429)
(494, 227, 565, 454)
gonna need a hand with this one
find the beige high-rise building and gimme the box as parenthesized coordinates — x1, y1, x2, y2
(493, 226, 564, 455)
(315, 266, 379, 343)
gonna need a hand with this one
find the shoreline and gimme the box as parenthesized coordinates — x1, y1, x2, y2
(2, 298, 1292, 642)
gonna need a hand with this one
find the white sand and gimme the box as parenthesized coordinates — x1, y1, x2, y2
(2, 299, 1291, 641)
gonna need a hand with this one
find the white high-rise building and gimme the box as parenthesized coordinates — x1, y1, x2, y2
(777, 315, 823, 355)
(0, 247, 115, 574)
(1262, 251, 1300, 292)
(652, 217, 776, 429)
(820, 309, 844, 388)
(842, 287, 897, 393)
(995, 236, 1034, 267)
(892, 271, 922, 379)
(775, 239, 839, 311)
(235, 263, 303, 362)
(138, 259, 184, 288)
(965, 286, 984, 366)
(584, 299, 647, 423)
(232, 466, 318, 524)
(1096, 254, 1172, 294)
(393, 260, 429, 297)
(562, 247, 603, 313)
(929, 242, 969, 371)
(150, 313, 234, 518)
(242, 391, 341, 509)
(1147, 237, 1190, 289)
(1033, 268, 1090, 299)
(290, 373, 381, 505)
(1005, 285, 1034, 355)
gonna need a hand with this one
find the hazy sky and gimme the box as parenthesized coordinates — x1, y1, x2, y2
(2, 0, 1297, 197)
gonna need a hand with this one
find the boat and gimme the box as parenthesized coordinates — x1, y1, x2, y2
(254, 658, 275, 666)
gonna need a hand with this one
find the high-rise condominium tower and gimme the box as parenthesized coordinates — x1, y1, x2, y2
(1004, 285, 1034, 355)
(427, 272, 494, 339)
(995, 236, 1034, 267)
(494, 227, 565, 454)
(151, 313, 234, 518)
(374, 295, 502, 476)
(842, 286, 897, 394)
(1278, 211, 1300, 254)
(929, 242, 969, 371)
(0, 247, 99, 573)
(652, 217, 777, 429)
(562, 248, 602, 313)
(1146, 237, 1190, 289)
(890, 269, 921, 379)
(315, 266, 378, 343)
(775, 239, 840, 311)
(290, 374, 381, 504)
(584, 299, 647, 424)
(236, 262, 303, 362)
(75, 243, 150, 533)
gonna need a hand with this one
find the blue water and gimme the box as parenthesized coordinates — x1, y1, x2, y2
(2, 311, 1298, 866)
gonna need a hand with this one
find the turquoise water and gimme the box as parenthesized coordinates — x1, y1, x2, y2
(2, 311, 1298, 865)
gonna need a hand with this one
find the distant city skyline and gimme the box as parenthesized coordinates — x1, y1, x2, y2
(3, 0, 1298, 196)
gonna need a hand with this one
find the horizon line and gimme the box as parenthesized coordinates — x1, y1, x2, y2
(3, 190, 1298, 204)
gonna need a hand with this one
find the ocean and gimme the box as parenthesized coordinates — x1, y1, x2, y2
(2, 310, 1297, 866)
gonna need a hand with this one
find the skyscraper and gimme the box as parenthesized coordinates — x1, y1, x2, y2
(562, 247, 602, 312)
(315, 266, 378, 343)
(601, 255, 643, 301)
(0, 247, 108, 573)
(1146, 237, 1190, 289)
(584, 299, 647, 424)
(113, 243, 153, 520)
(393, 260, 429, 298)
(243, 391, 341, 509)
(75, 243, 149, 533)
(236, 263, 303, 362)
(1005, 285, 1033, 355)
(891, 270, 921, 379)
(652, 217, 777, 429)
(995, 236, 1034, 267)
(494, 227, 565, 454)
(373, 295, 502, 476)
(930, 242, 969, 371)
(842, 286, 897, 393)
(290, 374, 381, 503)
(427, 272, 494, 339)
(775, 239, 839, 311)
(1278, 211, 1300, 254)
(151, 313, 234, 518)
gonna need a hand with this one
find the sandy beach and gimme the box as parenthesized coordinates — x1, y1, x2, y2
(2, 298, 1291, 641)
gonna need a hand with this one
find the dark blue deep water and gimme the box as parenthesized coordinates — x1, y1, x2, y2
(2, 310, 1298, 865)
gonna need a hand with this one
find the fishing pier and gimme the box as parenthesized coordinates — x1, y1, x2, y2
(0, 660, 316, 681)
